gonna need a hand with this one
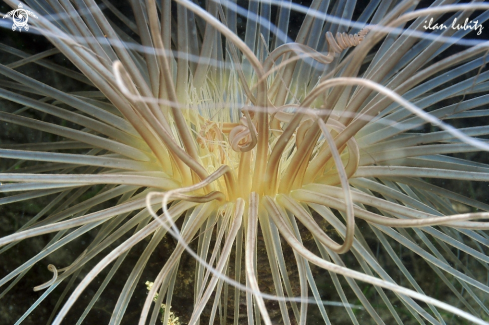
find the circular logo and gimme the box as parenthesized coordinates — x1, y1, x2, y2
(3, 3, 37, 32)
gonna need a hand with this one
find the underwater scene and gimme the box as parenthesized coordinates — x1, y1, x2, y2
(1, 0, 489, 324)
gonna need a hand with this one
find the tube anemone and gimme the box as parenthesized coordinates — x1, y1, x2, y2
(1, 0, 489, 324)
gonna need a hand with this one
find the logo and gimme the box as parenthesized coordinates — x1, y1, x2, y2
(3, 3, 37, 32)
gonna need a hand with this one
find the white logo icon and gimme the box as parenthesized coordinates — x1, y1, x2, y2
(3, 3, 37, 32)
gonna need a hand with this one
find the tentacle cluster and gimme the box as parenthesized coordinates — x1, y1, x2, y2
(197, 120, 225, 163)
(2, 1, 489, 325)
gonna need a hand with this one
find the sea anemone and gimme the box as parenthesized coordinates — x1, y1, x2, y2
(1, 0, 489, 324)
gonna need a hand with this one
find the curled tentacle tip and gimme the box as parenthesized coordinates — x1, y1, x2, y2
(33, 264, 58, 292)
(325, 26, 372, 58)
(228, 111, 257, 152)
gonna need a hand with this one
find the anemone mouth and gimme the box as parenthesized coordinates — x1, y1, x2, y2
(1, 1, 489, 325)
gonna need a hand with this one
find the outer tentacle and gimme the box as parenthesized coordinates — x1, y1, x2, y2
(246, 193, 272, 325)
(262, 196, 489, 325)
